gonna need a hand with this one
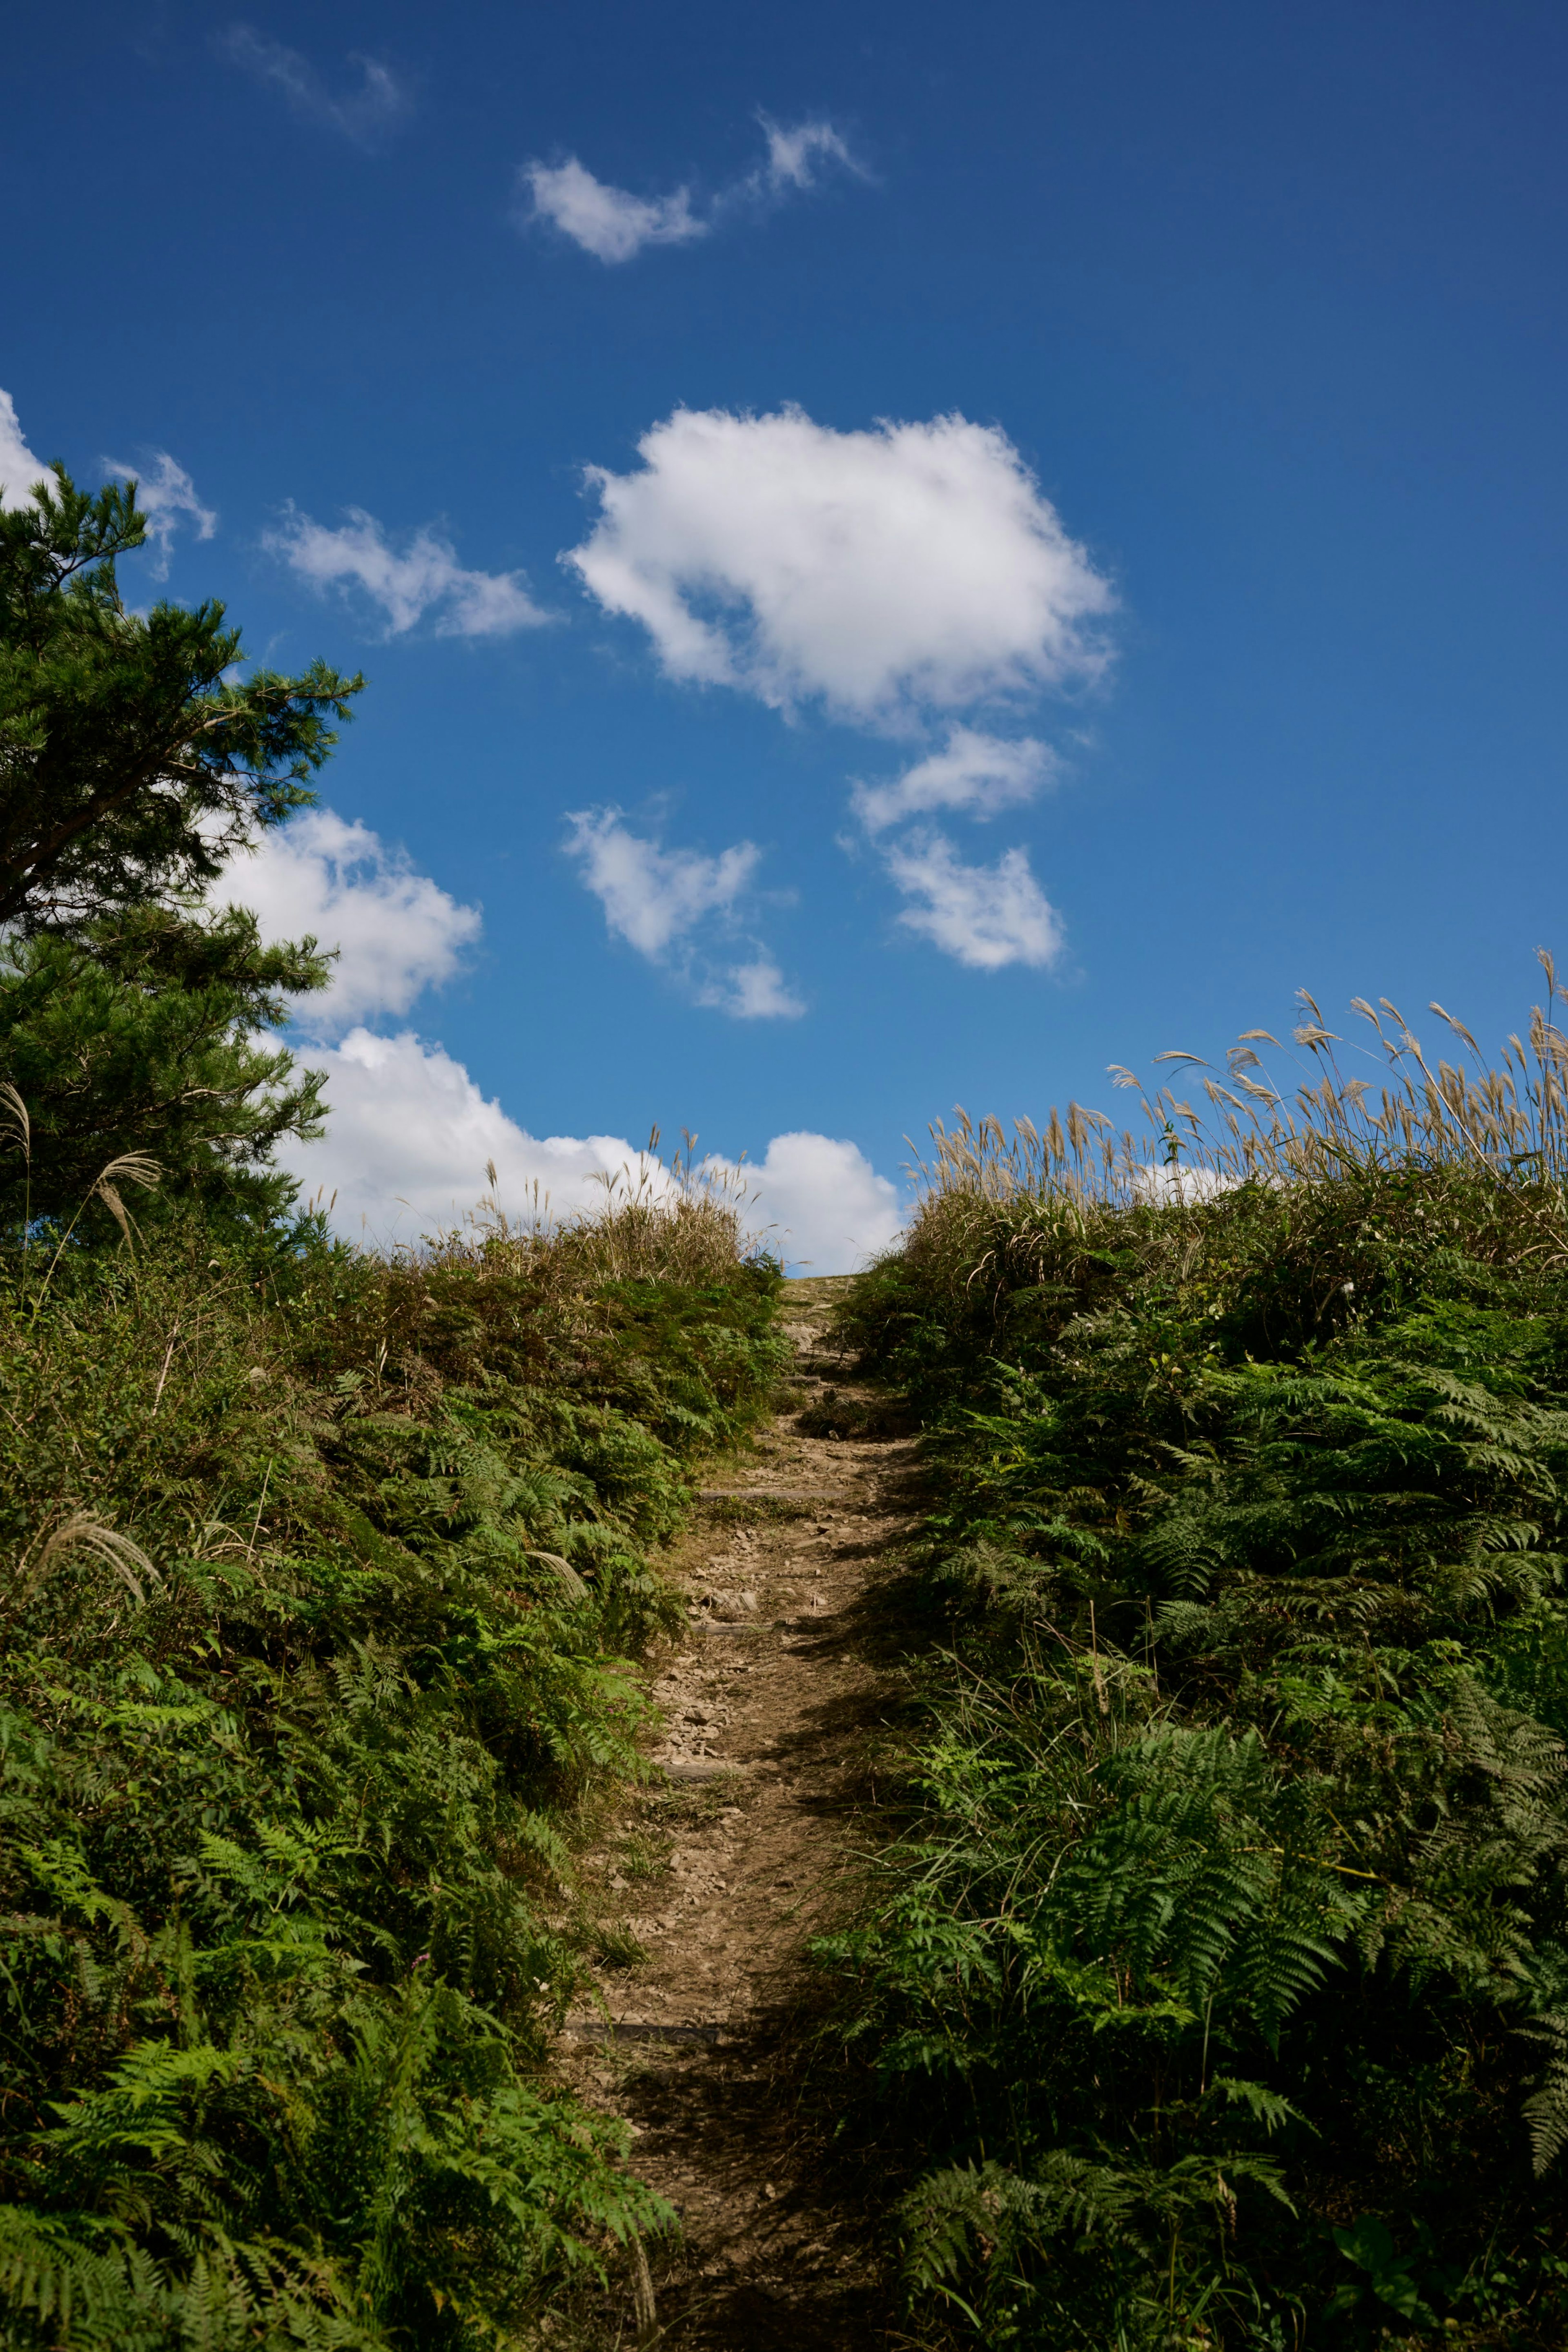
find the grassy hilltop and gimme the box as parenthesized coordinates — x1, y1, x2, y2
(0, 1181, 783, 2347)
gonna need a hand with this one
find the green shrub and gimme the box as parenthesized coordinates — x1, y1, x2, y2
(0, 1198, 782, 2347)
(820, 981, 1568, 2348)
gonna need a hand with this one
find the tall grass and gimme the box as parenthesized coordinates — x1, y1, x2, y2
(423, 1138, 764, 1295)
(0, 1155, 784, 2349)
(917, 949, 1568, 1205)
(825, 965, 1568, 2350)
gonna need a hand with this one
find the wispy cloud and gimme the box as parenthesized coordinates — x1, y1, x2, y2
(519, 113, 861, 264)
(564, 806, 802, 1018)
(849, 732, 1068, 969)
(0, 389, 45, 511)
(266, 506, 548, 639)
(749, 115, 859, 196)
(698, 956, 805, 1020)
(564, 807, 757, 956)
(218, 25, 411, 147)
(520, 160, 704, 265)
(103, 449, 216, 576)
(882, 831, 1065, 970)
(851, 727, 1057, 834)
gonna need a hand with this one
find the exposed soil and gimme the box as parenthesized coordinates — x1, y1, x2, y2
(552, 1275, 920, 2350)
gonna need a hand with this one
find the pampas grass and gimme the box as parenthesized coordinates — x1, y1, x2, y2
(418, 1135, 768, 1297)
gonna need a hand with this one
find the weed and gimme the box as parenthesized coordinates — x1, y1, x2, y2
(615, 1833, 675, 1884)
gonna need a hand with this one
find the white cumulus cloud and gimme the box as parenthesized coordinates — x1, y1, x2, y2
(699, 956, 804, 1020)
(219, 25, 410, 147)
(103, 450, 216, 576)
(520, 114, 859, 265)
(852, 727, 1056, 835)
(1134, 1163, 1234, 1205)
(267, 505, 548, 638)
(0, 390, 45, 510)
(276, 1028, 663, 1240)
(217, 815, 875, 1263)
(883, 830, 1065, 970)
(0, 392, 214, 561)
(565, 406, 1114, 727)
(277, 1032, 898, 1272)
(224, 809, 482, 1036)
(709, 1130, 904, 1272)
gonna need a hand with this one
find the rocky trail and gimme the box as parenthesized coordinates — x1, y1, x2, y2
(553, 1275, 919, 2350)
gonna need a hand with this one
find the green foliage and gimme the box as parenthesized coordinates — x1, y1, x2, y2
(0, 909, 330, 1231)
(0, 465, 365, 1228)
(823, 1142, 1568, 2345)
(0, 1213, 783, 2346)
(0, 469, 359, 932)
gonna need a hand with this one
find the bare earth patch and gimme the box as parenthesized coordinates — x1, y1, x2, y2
(551, 1276, 916, 2349)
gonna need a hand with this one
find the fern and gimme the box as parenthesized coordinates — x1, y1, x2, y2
(822, 1153, 1568, 2345)
(1519, 2012, 1568, 2175)
(0, 1226, 771, 2346)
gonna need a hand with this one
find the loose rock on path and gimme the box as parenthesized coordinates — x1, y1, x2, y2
(554, 1275, 918, 2349)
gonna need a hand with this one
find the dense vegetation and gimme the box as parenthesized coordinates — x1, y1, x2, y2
(823, 986, 1568, 2348)
(20, 446, 1568, 2347)
(0, 460, 791, 2344)
(0, 1192, 784, 2347)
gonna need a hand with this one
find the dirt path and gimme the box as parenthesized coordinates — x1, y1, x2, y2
(555, 1275, 917, 2350)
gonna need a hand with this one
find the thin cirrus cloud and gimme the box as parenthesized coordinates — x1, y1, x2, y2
(564, 405, 1115, 728)
(564, 806, 803, 1019)
(851, 727, 1058, 835)
(520, 115, 861, 265)
(218, 25, 411, 147)
(102, 450, 216, 576)
(266, 505, 549, 639)
(882, 831, 1065, 971)
(757, 118, 859, 193)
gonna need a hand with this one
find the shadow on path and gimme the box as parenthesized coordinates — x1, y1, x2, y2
(553, 1276, 920, 2349)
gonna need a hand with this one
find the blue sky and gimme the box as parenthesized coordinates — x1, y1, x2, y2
(4, 0, 1566, 1267)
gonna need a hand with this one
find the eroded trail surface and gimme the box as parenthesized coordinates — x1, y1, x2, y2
(558, 1275, 915, 2349)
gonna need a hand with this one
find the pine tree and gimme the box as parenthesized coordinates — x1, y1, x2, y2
(0, 908, 331, 1232)
(0, 465, 363, 1230)
(0, 468, 359, 930)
